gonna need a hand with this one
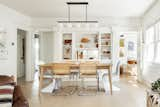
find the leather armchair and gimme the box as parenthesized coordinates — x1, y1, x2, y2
(0, 75, 29, 107)
(13, 86, 29, 107)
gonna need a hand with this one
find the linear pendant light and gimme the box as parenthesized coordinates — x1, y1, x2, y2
(58, 2, 98, 23)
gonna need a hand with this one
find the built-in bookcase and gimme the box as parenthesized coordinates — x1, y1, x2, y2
(75, 33, 99, 60)
(62, 32, 112, 62)
(62, 33, 72, 60)
(99, 33, 112, 61)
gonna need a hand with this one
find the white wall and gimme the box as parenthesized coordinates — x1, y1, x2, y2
(143, 0, 160, 28)
(39, 31, 54, 63)
(31, 17, 141, 79)
(0, 3, 142, 81)
(0, 3, 31, 80)
(53, 32, 63, 62)
(142, 0, 160, 84)
(31, 17, 141, 66)
(143, 63, 160, 85)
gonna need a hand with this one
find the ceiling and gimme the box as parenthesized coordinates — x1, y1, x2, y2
(0, 0, 156, 18)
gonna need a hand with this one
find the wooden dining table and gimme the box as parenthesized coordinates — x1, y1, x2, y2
(39, 61, 113, 95)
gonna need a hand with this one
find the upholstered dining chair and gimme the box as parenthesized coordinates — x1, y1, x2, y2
(52, 63, 75, 95)
(79, 61, 98, 95)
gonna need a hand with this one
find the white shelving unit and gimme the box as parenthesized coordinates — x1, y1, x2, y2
(75, 33, 99, 60)
(62, 33, 72, 60)
(61, 30, 112, 62)
(99, 33, 112, 62)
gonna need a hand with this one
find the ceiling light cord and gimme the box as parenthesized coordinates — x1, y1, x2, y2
(86, 4, 88, 21)
(68, 4, 70, 22)
(67, 2, 88, 22)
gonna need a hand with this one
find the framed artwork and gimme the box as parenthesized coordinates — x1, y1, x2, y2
(128, 41, 134, 51)
(0, 31, 8, 60)
(120, 39, 124, 47)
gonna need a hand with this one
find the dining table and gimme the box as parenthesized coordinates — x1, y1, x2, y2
(39, 61, 113, 95)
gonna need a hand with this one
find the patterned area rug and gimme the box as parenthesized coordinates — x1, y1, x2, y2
(41, 80, 120, 96)
(52, 86, 77, 96)
(78, 86, 98, 96)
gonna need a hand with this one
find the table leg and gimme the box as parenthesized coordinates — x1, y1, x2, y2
(39, 67, 44, 95)
(97, 75, 100, 91)
(108, 67, 112, 95)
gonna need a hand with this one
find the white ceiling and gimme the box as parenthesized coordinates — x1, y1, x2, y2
(0, 0, 156, 18)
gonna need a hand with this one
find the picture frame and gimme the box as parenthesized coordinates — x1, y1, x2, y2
(0, 31, 8, 60)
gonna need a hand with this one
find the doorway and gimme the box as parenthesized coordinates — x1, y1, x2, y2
(34, 34, 40, 72)
(119, 32, 138, 77)
(17, 29, 27, 80)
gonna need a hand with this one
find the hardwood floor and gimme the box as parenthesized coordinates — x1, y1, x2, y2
(18, 75, 147, 107)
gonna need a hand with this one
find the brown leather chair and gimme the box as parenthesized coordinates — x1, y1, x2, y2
(13, 85, 29, 107)
(0, 75, 29, 107)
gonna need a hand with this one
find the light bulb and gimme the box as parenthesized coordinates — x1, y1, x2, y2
(85, 23, 89, 28)
(95, 23, 98, 27)
(76, 23, 81, 28)
(0, 27, 5, 33)
(58, 23, 63, 28)
(67, 23, 72, 28)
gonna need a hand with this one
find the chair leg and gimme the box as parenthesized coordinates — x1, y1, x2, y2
(76, 73, 78, 89)
(82, 78, 84, 89)
(97, 76, 99, 91)
(80, 77, 85, 90)
(52, 78, 57, 93)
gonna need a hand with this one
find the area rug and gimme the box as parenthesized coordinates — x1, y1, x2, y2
(77, 86, 98, 96)
(52, 86, 77, 96)
(41, 80, 120, 95)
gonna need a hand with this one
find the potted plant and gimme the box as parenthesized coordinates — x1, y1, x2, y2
(151, 78, 160, 92)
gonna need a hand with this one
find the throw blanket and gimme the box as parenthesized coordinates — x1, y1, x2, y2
(0, 85, 14, 107)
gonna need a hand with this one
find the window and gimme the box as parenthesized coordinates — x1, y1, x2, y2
(144, 21, 160, 63)
(147, 43, 154, 61)
(155, 22, 160, 63)
(144, 26, 155, 61)
(155, 42, 160, 62)
(146, 27, 154, 43)
(158, 23, 160, 40)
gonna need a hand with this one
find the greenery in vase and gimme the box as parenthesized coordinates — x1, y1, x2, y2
(151, 78, 160, 92)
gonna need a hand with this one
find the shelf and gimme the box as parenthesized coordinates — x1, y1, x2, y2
(101, 57, 111, 59)
(101, 53, 111, 54)
(101, 54, 111, 56)
(77, 48, 99, 50)
(61, 32, 112, 61)
(101, 39, 111, 41)
(63, 45, 72, 48)
(100, 45, 112, 47)
(64, 44, 72, 46)
(100, 33, 112, 61)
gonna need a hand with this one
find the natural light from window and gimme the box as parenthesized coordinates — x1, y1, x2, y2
(155, 43, 160, 63)
(145, 26, 154, 61)
(155, 23, 160, 63)
(146, 27, 154, 43)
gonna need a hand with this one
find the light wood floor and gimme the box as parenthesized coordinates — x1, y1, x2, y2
(18, 75, 147, 107)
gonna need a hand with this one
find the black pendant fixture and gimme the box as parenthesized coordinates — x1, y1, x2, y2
(58, 2, 98, 23)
